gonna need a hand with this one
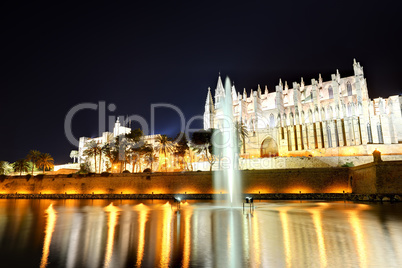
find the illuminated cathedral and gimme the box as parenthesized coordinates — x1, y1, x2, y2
(204, 59, 402, 159)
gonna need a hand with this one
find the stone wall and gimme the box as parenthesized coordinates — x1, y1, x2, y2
(350, 161, 402, 194)
(0, 168, 350, 195)
(193, 153, 402, 171)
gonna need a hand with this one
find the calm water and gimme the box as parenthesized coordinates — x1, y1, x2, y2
(0, 199, 401, 267)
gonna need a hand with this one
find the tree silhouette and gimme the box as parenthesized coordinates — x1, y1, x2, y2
(191, 129, 216, 171)
(156, 135, 173, 172)
(0, 161, 13, 175)
(174, 132, 189, 170)
(37, 153, 54, 174)
(12, 159, 30, 175)
(26, 150, 41, 175)
(69, 150, 79, 163)
(83, 140, 100, 173)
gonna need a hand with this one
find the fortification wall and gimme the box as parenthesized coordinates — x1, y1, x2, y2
(0, 168, 351, 195)
(350, 161, 402, 194)
(193, 154, 402, 171)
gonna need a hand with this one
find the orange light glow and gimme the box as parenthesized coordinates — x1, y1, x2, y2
(135, 204, 149, 267)
(104, 203, 120, 267)
(279, 208, 291, 267)
(286, 187, 313, 194)
(251, 210, 261, 267)
(347, 209, 367, 267)
(40, 204, 57, 268)
(160, 202, 173, 267)
(311, 210, 327, 267)
(182, 209, 192, 268)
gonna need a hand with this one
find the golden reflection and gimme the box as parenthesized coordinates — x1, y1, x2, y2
(104, 203, 119, 268)
(160, 202, 173, 267)
(40, 204, 57, 268)
(182, 209, 192, 268)
(252, 212, 261, 267)
(347, 209, 367, 267)
(311, 210, 327, 267)
(279, 208, 291, 267)
(135, 204, 149, 267)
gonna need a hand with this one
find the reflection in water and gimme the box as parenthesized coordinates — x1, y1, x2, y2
(0, 200, 400, 267)
(279, 208, 292, 268)
(40, 204, 56, 268)
(160, 202, 173, 268)
(311, 209, 327, 267)
(251, 211, 261, 267)
(347, 209, 368, 267)
(135, 204, 149, 267)
(182, 209, 192, 268)
(103, 203, 119, 268)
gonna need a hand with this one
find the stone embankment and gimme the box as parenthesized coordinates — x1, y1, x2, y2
(0, 193, 400, 202)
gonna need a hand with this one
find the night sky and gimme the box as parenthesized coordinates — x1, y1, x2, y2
(1, 1, 401, 164)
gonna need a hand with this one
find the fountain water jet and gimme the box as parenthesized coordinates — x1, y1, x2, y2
(213, 76, 242, 207)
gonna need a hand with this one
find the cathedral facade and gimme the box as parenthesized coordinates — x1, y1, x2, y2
(204, 60, 402, 159)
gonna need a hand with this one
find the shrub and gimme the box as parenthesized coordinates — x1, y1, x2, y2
(78, 163, 90, 174)
(101, 172, 110, 177)
(122, 170, 130, 173)
(143, 168, 152, 173)
(341, 162, 354, 167)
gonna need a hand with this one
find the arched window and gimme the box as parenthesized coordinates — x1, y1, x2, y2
(347, 103, 352, 117)
(260, 137, 278, 157)
(327, 125, 332, 147)
(328, 86, 333, 99)
(347, 82, 352, 96)
(269, 114, 275, 128)
(377, 123, 384, 144)
(367, 123, 373, 143)
(308, 109, 313, 123)
(277, 114, 281, 127)
(289, 112, 294, 125)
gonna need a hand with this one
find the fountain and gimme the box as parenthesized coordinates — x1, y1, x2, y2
(212, 76, 242, 207)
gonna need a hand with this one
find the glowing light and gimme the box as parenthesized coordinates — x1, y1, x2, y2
(40, 204, 57, 268)
(279, 208, 291, 267)
(286, 187, 313, 194)
(251, 210, 261, 267)
(311, 210, 327, 267)
(103, 203, 119, 268)
(182, 210, 192, 268)
(160, 202, 173, 267)
(347, 210, 367, 267)
(135, 205, 149, 267)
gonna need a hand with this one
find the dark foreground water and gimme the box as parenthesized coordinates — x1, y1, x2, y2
(0, 199, 401, 267)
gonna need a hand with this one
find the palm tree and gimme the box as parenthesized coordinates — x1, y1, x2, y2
(0, 161, 13, 175)
(236, 121, 249, 154)
(98, 144, 109, 173)
(191, 129, 216, 171)
(70, 150, 79, 163)
(26, 150, 41, 175)
(142, 143, 158, 172)
(174, 132, 189, 170)
(156, 135, 173, 172)
(37, 153, 54, 174)
(83, 140, 99, 173)
(12, 159, 30, 175)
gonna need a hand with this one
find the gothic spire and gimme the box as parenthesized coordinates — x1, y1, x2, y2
(215, 73, 225, 97)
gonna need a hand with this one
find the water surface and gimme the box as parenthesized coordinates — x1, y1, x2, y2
(0, 199, 401, 267)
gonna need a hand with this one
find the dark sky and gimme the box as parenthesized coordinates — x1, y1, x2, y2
(1, 1, 401, 164)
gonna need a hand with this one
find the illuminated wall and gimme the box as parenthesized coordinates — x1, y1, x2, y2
(0, 167, 351, 195)
(350, 160, 402, 194)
